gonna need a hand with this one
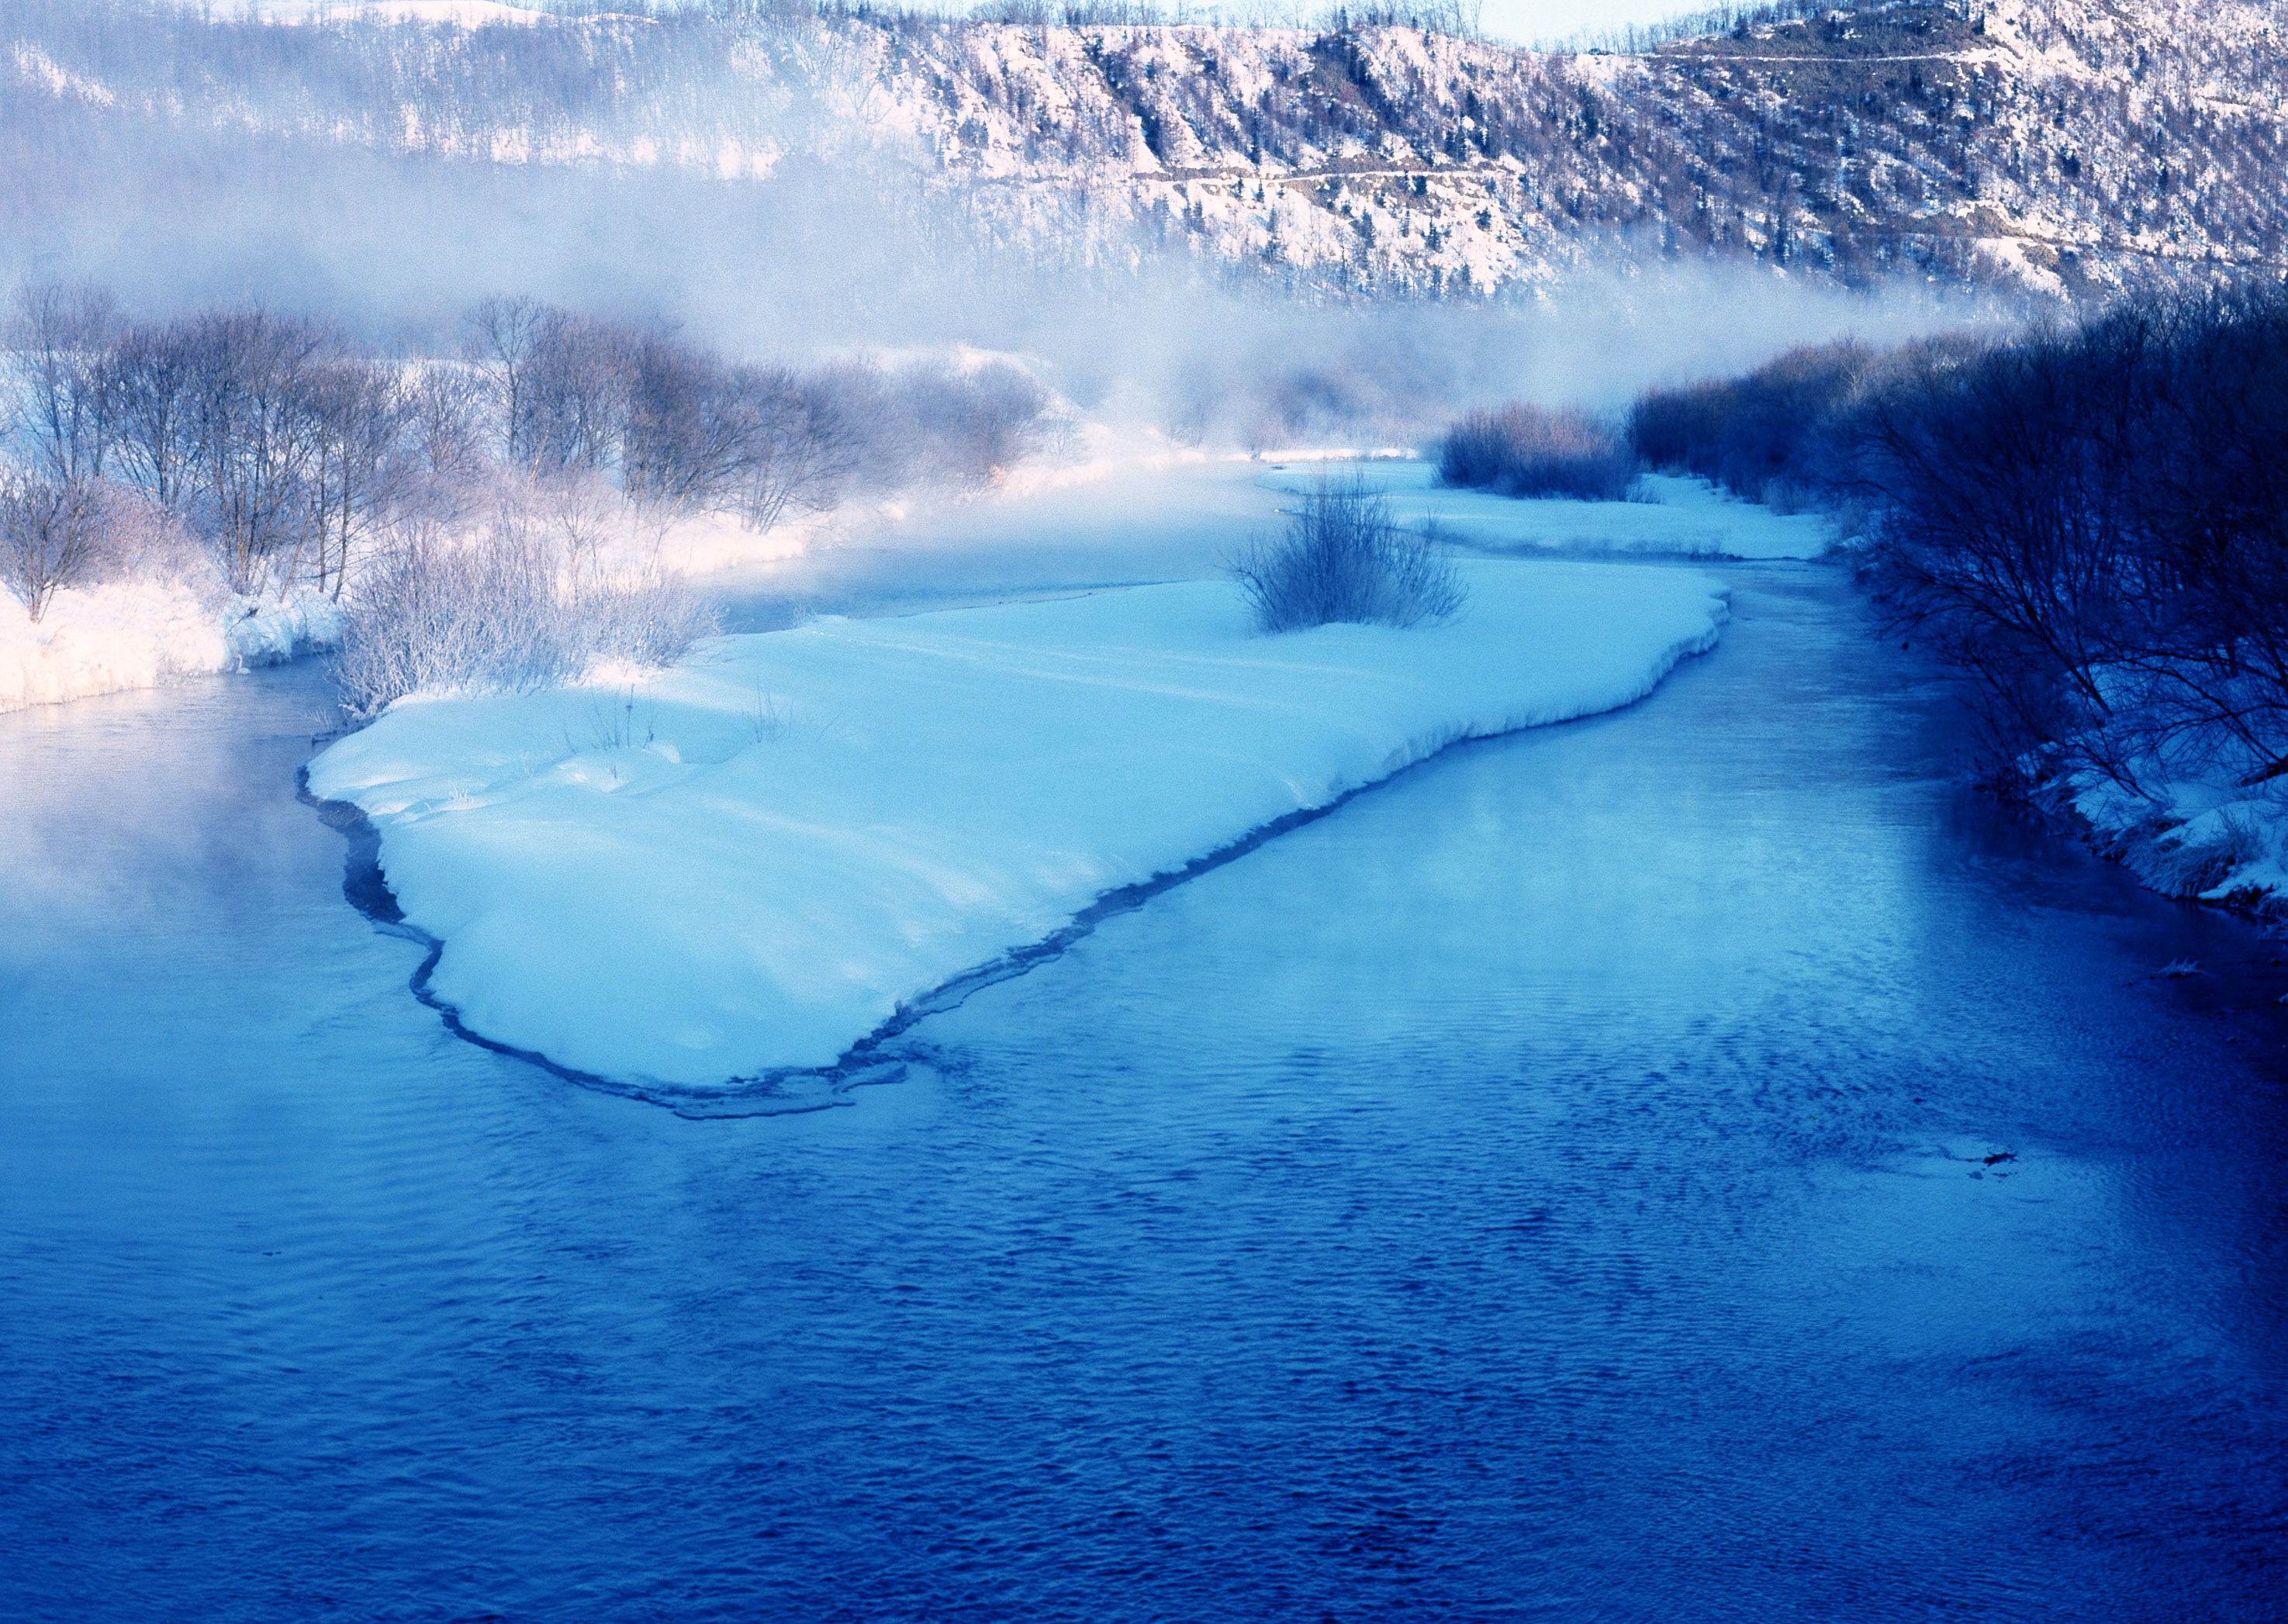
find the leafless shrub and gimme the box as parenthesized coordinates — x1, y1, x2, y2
(802, 358, 1050, 499)
(0, 470, 108, 620)
(576, 565, 717, 673)
(896, 359, 1050, 487)
(78, 482, 209, 589)
(621, 343, 865, 532)
(737, 368, 862, 531)
(1436, 402, 1637, 500)
(620, 333, 758, 512)
(524, 468, 627, 559)
(461, 302, 1041, 530)
(2105, 805, 2270, 899)
(335, 516, 715, 720)
(1232, 479, 1467, 634)
(4, 280, 119, 487)
(1628, 339, 1886, 504)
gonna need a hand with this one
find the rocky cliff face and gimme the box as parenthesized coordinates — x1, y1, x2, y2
(7, 0, 2283, 299)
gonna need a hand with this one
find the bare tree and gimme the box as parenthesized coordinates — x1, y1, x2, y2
(462, 296, 631, 476)
(0, 470, 107, 622)
(5, 281, 119, 485)
(522, 310, 631, 477)
(738, 368, 862, 533)
(299, 357, 414, 599)
(175, 309, 333, 596)
(103, 320, 195, 510)
(399, 364, 490, 530)
(461, 294, 550, 470)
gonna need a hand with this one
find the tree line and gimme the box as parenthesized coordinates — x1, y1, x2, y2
(0, 282, 1049, 620)
(1626, 281, 2288, 799)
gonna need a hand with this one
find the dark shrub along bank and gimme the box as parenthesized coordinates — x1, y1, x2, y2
(1435, 403, 1637, 501)
(1232, 479, 1467, 634)
(1626, 282, 2288, 795)
(1859, 287, 2288, 786)
(1626, 339, 1878, 508)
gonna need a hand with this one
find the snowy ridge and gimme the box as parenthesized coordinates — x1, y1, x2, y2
(306, 560, 1727, 1095)
(1, 584, 347, 714)
(6, 0, 2284, 295)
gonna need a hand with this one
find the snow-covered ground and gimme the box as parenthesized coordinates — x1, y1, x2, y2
(723, 451, 1833, 623)
(1258, 461, 1837, 561)
(2071, 767, 2288, 917)
(307, 559, 1728, 1088)
(1, 582, 347, 714)
(734, 453, 1293, 615)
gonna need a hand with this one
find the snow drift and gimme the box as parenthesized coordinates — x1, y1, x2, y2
(1, 582, 346, 714)
(306, 559, 1727, 1088)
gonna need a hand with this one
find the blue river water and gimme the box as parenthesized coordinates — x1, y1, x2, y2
(2, 565, 2283, 1621)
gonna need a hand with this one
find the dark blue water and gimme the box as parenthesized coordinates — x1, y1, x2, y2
(2, 567, 2283, 1622)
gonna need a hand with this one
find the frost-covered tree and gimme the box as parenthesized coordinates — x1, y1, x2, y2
(4, 281, 118, 485)
(0, 468, 105, 622)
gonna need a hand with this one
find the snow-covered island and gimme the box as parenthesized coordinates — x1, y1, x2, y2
(306, 558, 1726, 1091)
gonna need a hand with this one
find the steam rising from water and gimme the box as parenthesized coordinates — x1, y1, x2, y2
(3, 5, 2013, 441)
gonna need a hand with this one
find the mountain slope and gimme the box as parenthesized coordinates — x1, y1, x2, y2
(4, 0, 2282, 298)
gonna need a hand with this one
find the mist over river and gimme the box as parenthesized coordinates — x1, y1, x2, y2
(2, 564, 2282, 1621)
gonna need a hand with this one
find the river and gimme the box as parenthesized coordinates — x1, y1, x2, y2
(1, 564, 2281, 1622)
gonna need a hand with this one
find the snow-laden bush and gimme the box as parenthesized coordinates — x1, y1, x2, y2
(335, 511, 715, 720)
(1435, 403, 1637, 501)
(0, 471, 107, 621)
(1232, 481, 1466, 634)
(0, 473, 212, 621)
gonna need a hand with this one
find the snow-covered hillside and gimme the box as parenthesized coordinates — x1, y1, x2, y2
(6, 0, 2279, 296)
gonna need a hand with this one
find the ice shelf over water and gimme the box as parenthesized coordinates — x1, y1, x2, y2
(306, 560, 1727, 1085)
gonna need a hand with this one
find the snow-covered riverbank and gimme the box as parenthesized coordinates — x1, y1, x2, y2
(1260, 462, 1835, 561)
(307, 559, 1727, 1088)
(0, 581, 346, 714)
(2069, 767, 2288, 920)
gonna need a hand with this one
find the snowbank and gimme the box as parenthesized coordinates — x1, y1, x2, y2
(2071, 769, 2288, 914)
(0, 582, 347, 714)
(308, 559, 1728, 1088)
